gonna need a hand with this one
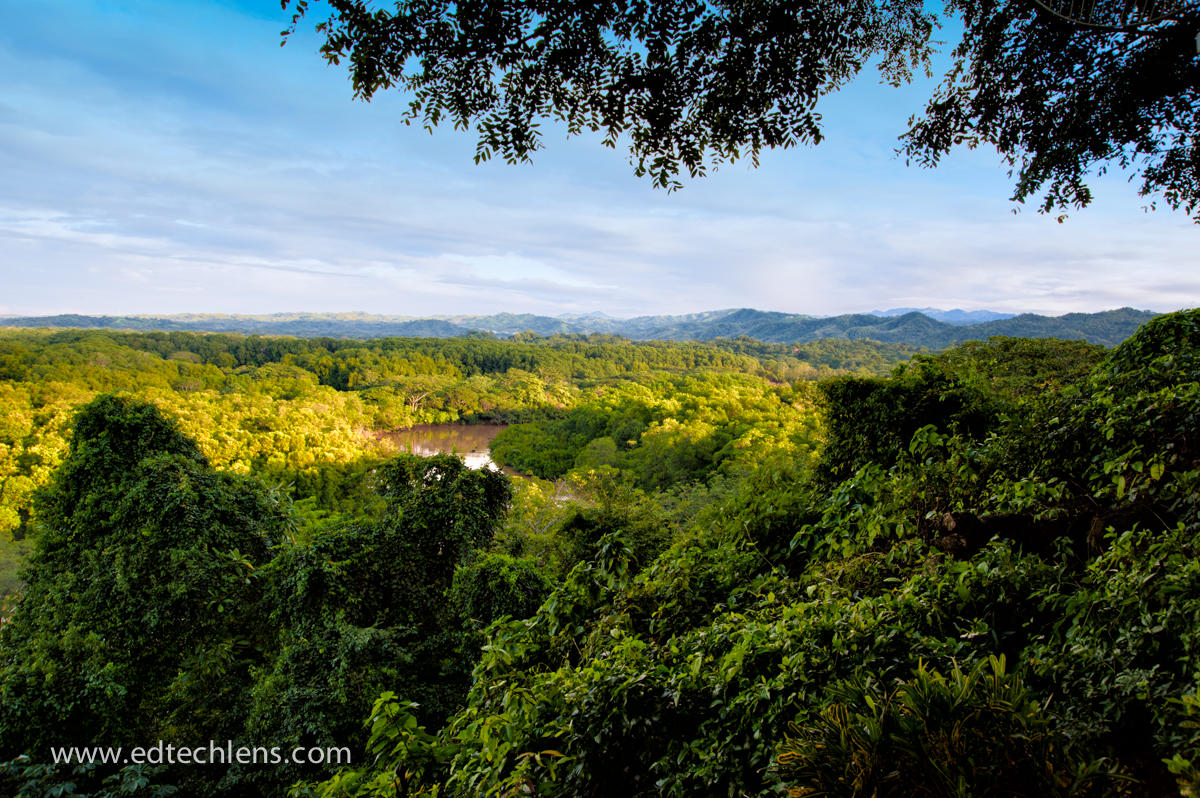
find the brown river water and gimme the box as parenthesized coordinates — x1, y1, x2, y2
(375, 423, 511, 473)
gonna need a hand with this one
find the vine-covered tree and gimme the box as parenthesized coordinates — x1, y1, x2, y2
(0, 396, 285, 755)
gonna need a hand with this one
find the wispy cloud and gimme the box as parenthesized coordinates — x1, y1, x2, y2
(0, 0, 1194, 318)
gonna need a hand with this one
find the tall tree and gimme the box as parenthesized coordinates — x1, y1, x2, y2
(0, 395, 284, 755)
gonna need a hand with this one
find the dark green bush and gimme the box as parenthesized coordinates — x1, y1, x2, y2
(777, 656, 1119, 797)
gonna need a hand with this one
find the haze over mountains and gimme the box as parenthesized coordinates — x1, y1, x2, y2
(0, 308, 1157, 348)
(868, 308, 1017, 325)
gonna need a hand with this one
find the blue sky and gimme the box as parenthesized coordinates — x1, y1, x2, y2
(1, 0, 1195, 318)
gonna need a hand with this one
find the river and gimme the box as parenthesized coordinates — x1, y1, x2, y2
(376, 423, 510, 472)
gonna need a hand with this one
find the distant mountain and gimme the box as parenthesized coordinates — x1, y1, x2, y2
(435, 312, 576, 336)
(557, 311, 614, 320)
(0, 313, 481, 339)
(0, 308, 1158, 348)
(870, 308, 1017, 325)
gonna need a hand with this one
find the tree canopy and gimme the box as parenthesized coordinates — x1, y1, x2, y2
(10, 315, 1200, 793)
(284, 0, 1199, 219)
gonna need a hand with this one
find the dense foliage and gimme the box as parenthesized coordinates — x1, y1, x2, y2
(490, 373, 823, 488)
(304, 314, 1200, 796)
(2, 313, 1199, 796)
(0, 400, 519, 797)
(0, 328, 902, 596)
(0, 396, 284, 755)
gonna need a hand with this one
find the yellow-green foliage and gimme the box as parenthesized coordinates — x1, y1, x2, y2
(490, 373, 824, 488)
(0, 327, 857, 599)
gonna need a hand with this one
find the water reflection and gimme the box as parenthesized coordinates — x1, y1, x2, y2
(377, 424, 510, 472)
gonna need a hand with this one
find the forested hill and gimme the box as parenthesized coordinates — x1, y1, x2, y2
(0, 307, 1157, 347)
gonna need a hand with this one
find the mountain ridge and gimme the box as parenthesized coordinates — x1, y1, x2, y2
(869, 307, 1017, 325)
(0, 308, 1159, 348)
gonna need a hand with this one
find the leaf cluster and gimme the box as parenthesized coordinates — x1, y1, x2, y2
(285, 0, 936, 189)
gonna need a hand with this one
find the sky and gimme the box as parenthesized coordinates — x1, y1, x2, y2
(1, 0, 1195, 319)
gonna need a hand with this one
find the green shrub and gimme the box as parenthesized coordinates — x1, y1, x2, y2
(776, 656, 1119, 797)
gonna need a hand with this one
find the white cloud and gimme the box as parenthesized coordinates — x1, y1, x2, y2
(0, 0, 1195, 319)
